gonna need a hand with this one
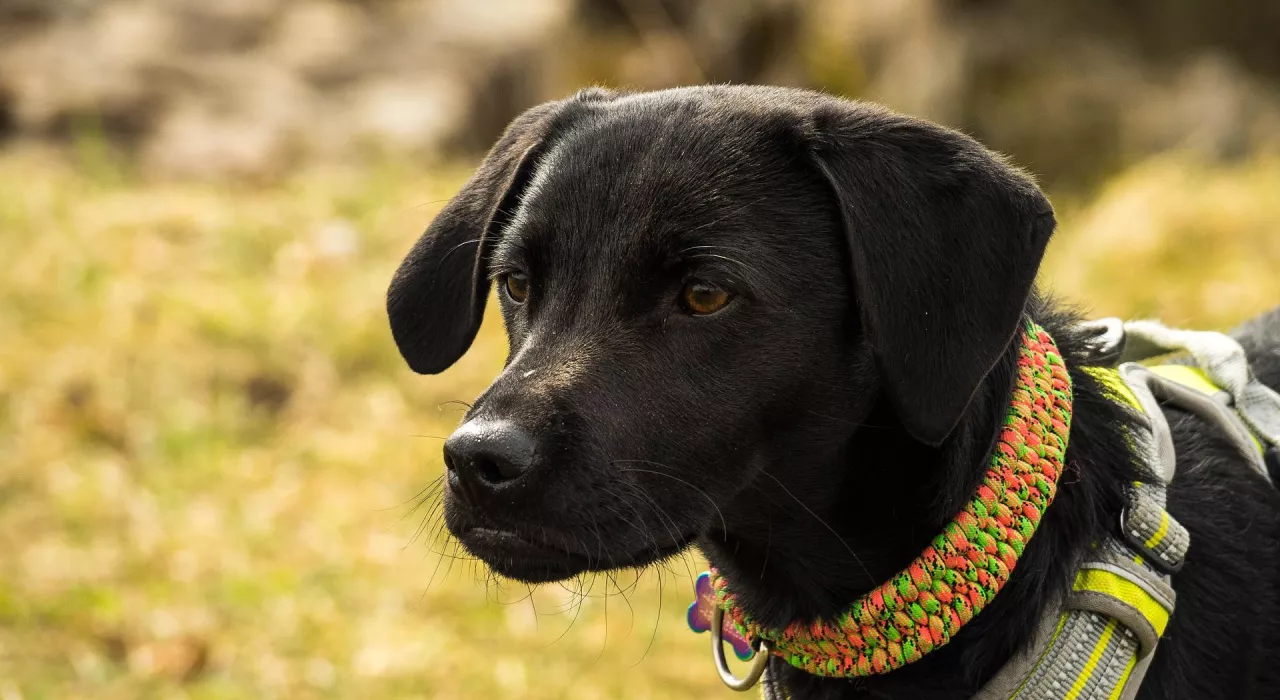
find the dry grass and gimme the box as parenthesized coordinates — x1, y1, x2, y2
(1043, 154, 1280, 328)
(1, 147, 1276, 699)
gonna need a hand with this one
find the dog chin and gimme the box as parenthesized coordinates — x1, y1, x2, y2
(455, 525, 699, 584)
(456, 527, 593, 583)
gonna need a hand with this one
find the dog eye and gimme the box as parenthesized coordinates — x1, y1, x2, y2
(503, 272, 530, 303)
(680, 280, 733, 316)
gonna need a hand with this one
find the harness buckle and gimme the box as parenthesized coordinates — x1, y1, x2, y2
(1078, 317, 1126, 367)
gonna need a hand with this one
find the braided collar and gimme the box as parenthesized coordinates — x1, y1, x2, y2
(689, 321, 1073, 678)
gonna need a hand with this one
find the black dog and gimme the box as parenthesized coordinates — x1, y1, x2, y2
(387, 86, 1280, 699)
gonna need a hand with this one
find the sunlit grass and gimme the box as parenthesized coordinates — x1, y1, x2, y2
(0, 146, 1275, 699)
(0, 149, 727, 700)
(1042, 154, 1280, 328)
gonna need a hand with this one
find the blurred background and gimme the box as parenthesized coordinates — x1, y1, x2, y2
(1, 1, 1278, 698)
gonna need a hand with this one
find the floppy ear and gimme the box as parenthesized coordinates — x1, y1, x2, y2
(810, 102, 1056, 446)
(386, 89, 612, 374)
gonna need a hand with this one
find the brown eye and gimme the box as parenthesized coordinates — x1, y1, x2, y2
(504, 272, 529, 303)
(680, 280, 733, 316)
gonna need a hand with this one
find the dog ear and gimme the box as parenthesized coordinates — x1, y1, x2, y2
(386, 89, 612, 374)
(809, 103, 1056, 446)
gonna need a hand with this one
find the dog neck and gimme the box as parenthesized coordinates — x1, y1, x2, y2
(698, 300, 1139, 696)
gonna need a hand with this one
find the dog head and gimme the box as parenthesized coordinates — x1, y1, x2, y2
(387, 86, 1055, 583)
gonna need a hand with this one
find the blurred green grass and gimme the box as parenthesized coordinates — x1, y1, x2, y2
(0, 147, 1277, 699)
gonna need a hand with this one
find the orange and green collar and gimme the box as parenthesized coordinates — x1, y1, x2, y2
(690, 321, 1073, 678)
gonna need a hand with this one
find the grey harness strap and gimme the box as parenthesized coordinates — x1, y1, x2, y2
(1120, 319, 1280, 482)
(973, 319, 1280, 700)
(972, 488, 1184, 700)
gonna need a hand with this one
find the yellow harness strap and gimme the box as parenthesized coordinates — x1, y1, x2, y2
(1146, 365, 1220, 398)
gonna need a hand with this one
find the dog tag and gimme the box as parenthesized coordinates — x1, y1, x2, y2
(687, 571, 755, 661)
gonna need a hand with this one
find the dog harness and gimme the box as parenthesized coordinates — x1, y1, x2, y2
(689, 318, 1280, 698)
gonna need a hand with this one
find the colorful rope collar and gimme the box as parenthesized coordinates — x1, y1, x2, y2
(689, 321, 1073, 678)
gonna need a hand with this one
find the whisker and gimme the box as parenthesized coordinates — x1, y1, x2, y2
(382, 486, 444, 539)
(442, 539, 463, 581)
(405, 489, 447, 548)
(626, 481, 700, 584)
(396, 197, 452, 217)
(802, 408, 892, 429)
(755, 470, 876, 586)
(675, 243, 770, 289)
(437, 399, 473, 411)
(595, 570, 610, 665)
(614, 461, 727, 537)
(761, 518, 771, 580)
(422, 542, 451, 596)
(614, 479, 692, 579)
(496, 582, 537, 607)
(437, 237, 483, 268)
(426, 547, 475, 561)
(528, 585, 540, 633)
(684, 195, 768, 233)
(682, 251, 767, 285)
(632, 563, 664, 667)
(546, 573, 591, 649)
(599, 483, 662, 558)
(607, 571, 635, 642)
(377, 474, 444, 513)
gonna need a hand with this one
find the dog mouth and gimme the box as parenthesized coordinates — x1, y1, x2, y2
(455, 525, 698, 584)
(458, 528, 592, 583)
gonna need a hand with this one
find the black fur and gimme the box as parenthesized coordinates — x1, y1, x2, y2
(387, 85, 1280, 699)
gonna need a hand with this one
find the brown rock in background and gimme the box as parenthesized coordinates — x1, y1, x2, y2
(1, 0, 1277, 185)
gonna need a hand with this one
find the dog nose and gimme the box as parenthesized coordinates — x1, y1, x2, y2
(443, 420, 537, 502)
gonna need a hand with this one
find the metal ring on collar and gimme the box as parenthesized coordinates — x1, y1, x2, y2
(711, 606, 771, 691)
